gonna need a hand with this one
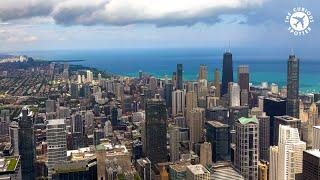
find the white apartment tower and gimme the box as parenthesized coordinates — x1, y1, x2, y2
(269, 125, 306, 180)
(47, 119, 67, 179)
(229, 82, 240, 107)
(172, 89, 186, 117)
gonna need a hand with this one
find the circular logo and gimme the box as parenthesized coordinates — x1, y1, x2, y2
(285, 7, 314, 36)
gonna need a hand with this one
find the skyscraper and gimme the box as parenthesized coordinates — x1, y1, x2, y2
(221, 51, 233, 97)
(238, 65, 249, 106)
(263, 97, 287, 145)
(46, 99, 56, 113)
(200, 142, 212, 167)
(258, 114, 270, 161)
(270, 125, 306, 180)
(214, 68, 221, 97)
(312, 126, 320, 149)
(169, 126, 180, 162)
(164, 83, 173, 111)
(269, 146, 279, 180)
(274, 115, 301, 146)
(198, 64, 208, 80)
(228, 82, 240, 107)
(302, 149, 320, 180)
(70, 83, 79, 99)
(172, 89, 186, 117)
(47, 119, 67, 179)
(287, 54, 300, 118)
(18, 107, 35, 180)
(177, 64, 183, 90)
(235, 117, 259, 180)
(206, 121, 230, 162)
(187, 108, 204, 149)
(185, 91, 197, 113)
(9, 121, 19, 156)
(238, 65, 249, 92)
(145, 99, 168, 165)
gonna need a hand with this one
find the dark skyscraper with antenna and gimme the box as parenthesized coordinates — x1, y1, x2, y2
(287, 54, 300, 118)
(221, 51, 233, 97)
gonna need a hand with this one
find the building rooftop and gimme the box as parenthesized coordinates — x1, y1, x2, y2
(211, 162, 244, 180)
(314, 126, 320, 130)
(137, 158, 151, 166)
(0, 156, 20, 173)
(187, 164, 210, 175)
(238, 117, 258, 124)
(169, 162, 191, 172)
(305, 149, 320, 158)
(47, 119, 65, 125)
(207, 121, 229, 128)
(274, 115, 300, 121)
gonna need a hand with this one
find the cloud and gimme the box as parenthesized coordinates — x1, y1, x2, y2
(23, 36, 38, 42)
(0, 0, 267, 26)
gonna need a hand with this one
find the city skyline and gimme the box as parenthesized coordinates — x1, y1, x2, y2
(0, 1, 319, 180)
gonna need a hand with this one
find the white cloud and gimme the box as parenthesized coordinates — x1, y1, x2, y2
(23, 36, 38, 42)
(0, 0, 267, 26)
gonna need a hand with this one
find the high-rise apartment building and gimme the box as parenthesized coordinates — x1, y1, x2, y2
(9, 121, 19, 156)
(313, 126, 320, 149)
(187, 108, 204, 149)
(214, 68, 221, 97)
(269, 146, 279, 180)
(198, 64, 208, 80)
(238, 65, 249, 91)
(287, 54, 300, 118)
(270, 125, 306, 180)
(46, 99, 56, 113)
(47, 119, 67, 179)
(235, 117, 259, 180)
(185, 91, 197, 113)
(228, 82, 240, 107)
(274, 115, 301, 146)
(200, 142, 212, 167)
(169, 126, 180, 162)
(172, 89, 186, 117)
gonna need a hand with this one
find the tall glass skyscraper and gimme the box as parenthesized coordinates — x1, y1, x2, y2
(145, 99, 168, 165)
(221, 52, 233, 97)
(176, 64, 183, 90)
(287, 54, 299, 118)
(18, 107, 35, 180)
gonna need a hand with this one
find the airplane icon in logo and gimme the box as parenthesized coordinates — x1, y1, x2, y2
(293, 15, 305, 28)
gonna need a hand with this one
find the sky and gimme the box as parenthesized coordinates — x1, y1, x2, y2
(0, 0, 319, 53)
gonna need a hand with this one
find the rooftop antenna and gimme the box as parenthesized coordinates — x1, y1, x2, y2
(228, 40, 231, 53)
(291, 48, 294, 55)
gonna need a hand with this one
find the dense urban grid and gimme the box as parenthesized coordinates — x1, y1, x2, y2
(0, 50, 319, 180)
